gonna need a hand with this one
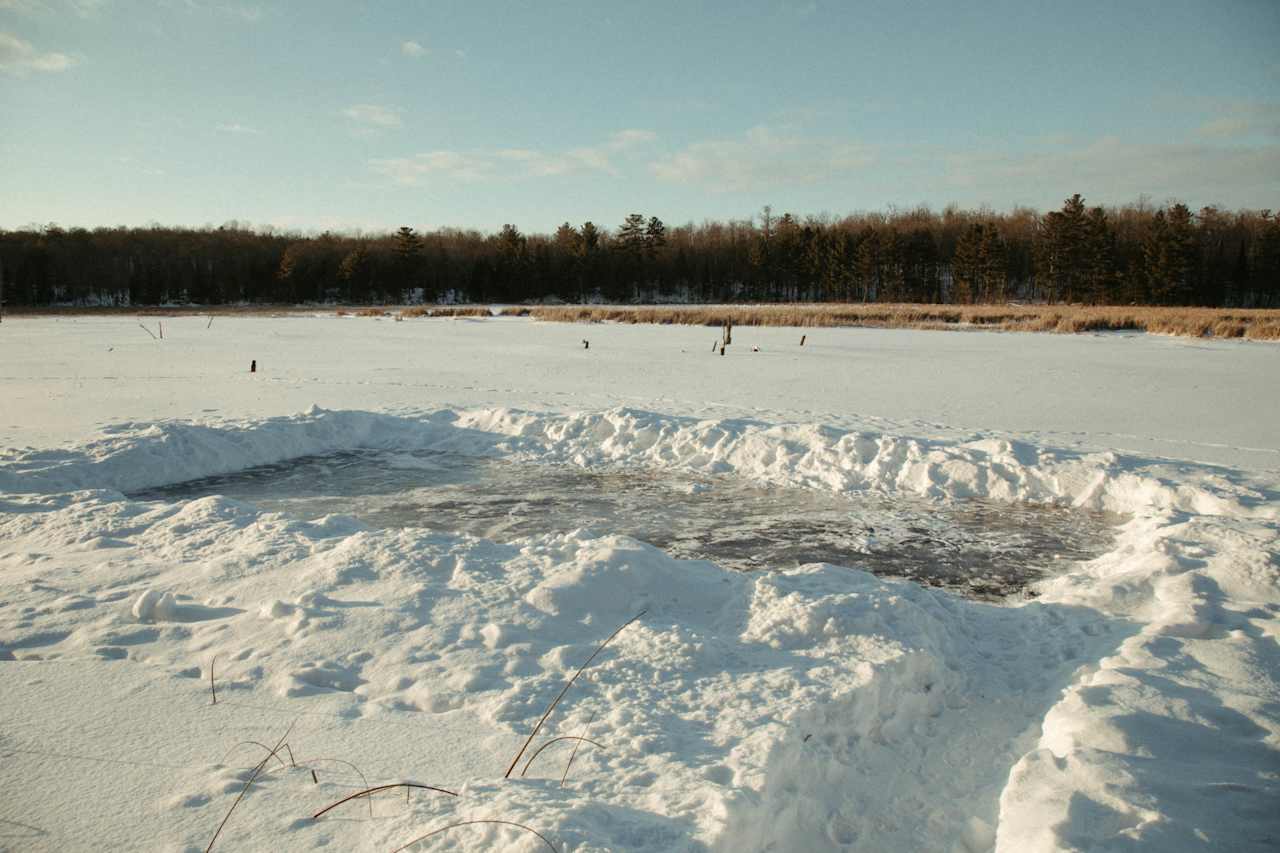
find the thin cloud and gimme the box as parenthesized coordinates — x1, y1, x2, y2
(222, 5, 263, 23)
(370, 130, 659, 186)
(371, 151, 491, 184)
(1194, 101, 1280, 140)
(607, 128, 657, 149)
(401, 40, 426, 57)
(343, 103, 402, 129)
(650, 125, 873, 191)
(69, 0, 107, 16)
(943, 135, 1280, 206)
(0, 31, 77, 75)
(216, 121, 260, 135)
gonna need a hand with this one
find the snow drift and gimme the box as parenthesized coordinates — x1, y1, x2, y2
(1, 405, 1277, 851)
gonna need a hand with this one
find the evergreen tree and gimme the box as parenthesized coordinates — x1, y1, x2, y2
(645, 217, 666, 251)
(978, 224, 1008, 302)
(1081, 207, 1117, 304)
(393, 226, 424, 301)
(617, 214, 647, 253)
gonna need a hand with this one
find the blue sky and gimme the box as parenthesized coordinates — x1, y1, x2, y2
(2, 0, 1278, 234)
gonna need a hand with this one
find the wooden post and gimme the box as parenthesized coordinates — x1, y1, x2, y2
(250, 359, 256, 373)
(800, 335, 806, 346)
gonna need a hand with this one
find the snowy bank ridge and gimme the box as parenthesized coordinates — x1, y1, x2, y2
(1, 407, 1277, 851)
(1, 405, 1271, 519)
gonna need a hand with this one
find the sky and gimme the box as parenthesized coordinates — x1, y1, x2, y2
(2, 0, 1279, 235)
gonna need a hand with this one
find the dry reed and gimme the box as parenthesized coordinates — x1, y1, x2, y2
(561, 710, 597, 786)
(504, 604, 650, 778)
(311, 782, 458, 820)
(511, 303, 1280, 340)
(519, 736, 604, 778)
(205, 719, 296, 853)
(392, 819, 558, 853)
(397, 306, 493, 319)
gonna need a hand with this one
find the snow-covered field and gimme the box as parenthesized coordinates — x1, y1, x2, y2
(1, 314, 1277, 852)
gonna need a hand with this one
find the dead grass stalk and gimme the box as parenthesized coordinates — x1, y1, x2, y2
(513, 303, 1280, 340)
(392, 819, 558, 853)
(503, 609, 647, 779)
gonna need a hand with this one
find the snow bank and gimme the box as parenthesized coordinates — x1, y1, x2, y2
(4, 406, 1272, 522)
(1, 406, 1277, 851)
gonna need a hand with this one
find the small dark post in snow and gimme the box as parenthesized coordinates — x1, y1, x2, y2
(711, 339, 718, 353)
(250, 359, 256, 373)
(582, 339, 589, 349)
(159, 322, 163, 339)
(800, 335, 806, 346)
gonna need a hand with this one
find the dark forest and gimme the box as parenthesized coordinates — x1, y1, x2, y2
(2, 195, 1278, 308)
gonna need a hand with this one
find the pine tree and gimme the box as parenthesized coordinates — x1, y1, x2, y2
(1082, 207, 1117, 304)
(645, 216, 666, 253)
(393, 226, 424, 301)
(978, 224, 1008, 303)
(617, 214, 647, 253)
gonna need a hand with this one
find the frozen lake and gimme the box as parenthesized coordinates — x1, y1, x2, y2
(132, 450, 1120, 599)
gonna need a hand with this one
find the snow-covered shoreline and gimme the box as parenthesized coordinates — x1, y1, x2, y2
(1, 317, 1277, 851)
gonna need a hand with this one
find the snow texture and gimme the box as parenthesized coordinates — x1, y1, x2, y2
(0, 314, 1277, 852)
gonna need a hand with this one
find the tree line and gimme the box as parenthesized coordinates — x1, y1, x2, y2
(2, 195, 1278, 308)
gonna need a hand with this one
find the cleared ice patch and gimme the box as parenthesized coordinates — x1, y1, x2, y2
(131, 450, 1121, 599)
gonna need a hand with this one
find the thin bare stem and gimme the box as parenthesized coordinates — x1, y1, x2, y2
(219, 741, 289, 772)
(297, 757, 371, 818)
(504, 609, 646, 779)
(138, 323, 157, 340)
(520, 735, 603, 778)
(392, 819, 558, 853)
(209, 655, 217, 705)
(561, 710, 597, 786)
(311, 783, 457, 820)
(205, 719, 295, 853)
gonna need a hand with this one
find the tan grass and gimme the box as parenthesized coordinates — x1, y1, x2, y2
(398, 306, 492, 319)
(514, 304, 1280, 340)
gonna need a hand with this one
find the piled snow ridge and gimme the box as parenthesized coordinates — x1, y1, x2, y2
(1, 406, 1278, 851)
(3, 405, 1272, 522)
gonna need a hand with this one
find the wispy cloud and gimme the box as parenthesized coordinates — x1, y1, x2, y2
(343, 103, 402, 130)
(401, 39, 426, 57)
(369, 129, 659, 186)
(222, 4, 262, 23)
(0, 31, 77, 75)
(371, 151, 491, 184)
(0, 0, 103, 14)
(216, 121, 260, 135)
(942, 135, 1280, 206)
(69, 0, 107, 16)
(650, 125, 873, 191)
(1194, 101, 1280, 140)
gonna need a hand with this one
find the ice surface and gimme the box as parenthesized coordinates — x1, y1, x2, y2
(133, 450, 1120, 599)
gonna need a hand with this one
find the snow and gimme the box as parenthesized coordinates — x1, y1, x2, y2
(1, 314, 1277, 852)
